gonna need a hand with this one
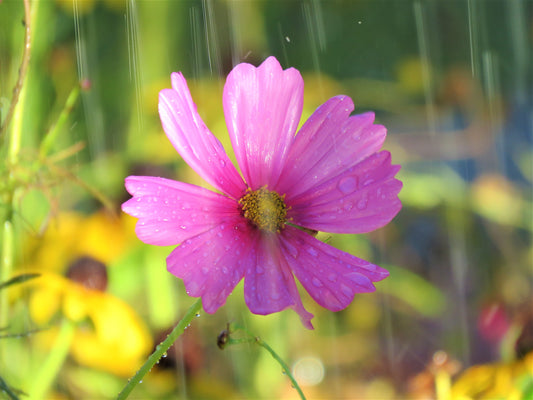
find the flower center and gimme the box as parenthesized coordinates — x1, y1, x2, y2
(239, 187, 287, 233)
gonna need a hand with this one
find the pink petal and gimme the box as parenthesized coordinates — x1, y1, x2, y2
(281, 226, 388, 312)
(288, 151, 402, 234)
(223, 56, 304, 189)
(243, 233, 314, 329)
(166, 218, 252, 313)
(122, 176, 239, 246)
(277, 96, 387, 198)
(159, 72, 245, 198)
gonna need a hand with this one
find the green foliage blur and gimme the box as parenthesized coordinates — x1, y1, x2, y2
(0, 1, 531, 399)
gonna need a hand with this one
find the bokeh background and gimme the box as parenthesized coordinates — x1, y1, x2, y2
(0, 0, 532, 399)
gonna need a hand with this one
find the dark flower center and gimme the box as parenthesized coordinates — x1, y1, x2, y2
(239, 187, 287, 233)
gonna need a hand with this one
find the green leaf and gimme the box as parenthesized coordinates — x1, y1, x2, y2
(0, 273, 40, 291)
(380, 265, 445, 317)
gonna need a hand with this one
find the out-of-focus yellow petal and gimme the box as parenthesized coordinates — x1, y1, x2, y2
(75, 211, 131, 265)
(69, 292, 152, 376)
(27, 270, 152, 376)
(29, 287, 62, 325)
(27, 213, 83, 274)
(62, 287, 90, 322)
(27, 211, 135, 276)
(451, 352, 533, 399)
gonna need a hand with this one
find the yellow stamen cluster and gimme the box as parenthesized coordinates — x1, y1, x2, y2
(239, 187, 288, 233)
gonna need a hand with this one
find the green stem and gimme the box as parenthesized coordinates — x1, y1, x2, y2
(30, 319, 76, 400)
(116, 298, 203, 400)
(0, 221, 14, 331)
(225, 323, 307, 400)
(0, 0, 32, 140)
(39, 84, 81, 158)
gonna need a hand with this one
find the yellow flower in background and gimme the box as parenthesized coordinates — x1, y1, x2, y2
(450, 352, 533, 400)
(26, 210, 135, 275)
(28, 260, 152, 377)
(23, 210, 152, 376)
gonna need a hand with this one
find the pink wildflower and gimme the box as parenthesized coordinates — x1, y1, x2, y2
(122, 57, 402, 329)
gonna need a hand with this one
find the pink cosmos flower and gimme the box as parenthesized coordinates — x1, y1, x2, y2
(122, 56, 402, 329)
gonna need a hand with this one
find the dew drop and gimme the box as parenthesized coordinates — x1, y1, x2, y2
(356, 198, 368, 210)
(284, 241, 299, 258)
(341, 284, 353, 297)
(270, 290, 281, 300)
(327, 272, 337, 282)
(312, 277, 323, 287)
(306, 247, 318, 257)
(337, 176, 357, 194)
(219, 159, 226, 167)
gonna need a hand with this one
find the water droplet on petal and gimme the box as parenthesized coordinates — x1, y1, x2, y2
(284, 241, 299, 258)
(337, 176, 357, 194)
(219, 159, 226, 168)
(356, 198, 368, 210)
(340, 283, 353, 297)
(312, 277, 323, 287)
(328, 272, 337, 282)
(322, 291, 339, 309)
(306, 247, 318, 257)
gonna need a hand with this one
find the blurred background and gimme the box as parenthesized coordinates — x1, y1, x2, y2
(0, 0, 532, 399)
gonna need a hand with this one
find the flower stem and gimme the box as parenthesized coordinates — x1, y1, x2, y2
(0, 221, 14, 332)
(39, 84, 81, 158)
(30, 319, 75, 400)
(0, 0, 32, 140)
(223, 323, 307, 400)
(116, 298, 202, 400)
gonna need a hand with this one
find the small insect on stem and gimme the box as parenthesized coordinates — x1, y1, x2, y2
(217, 323, 231, 350)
